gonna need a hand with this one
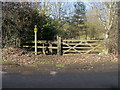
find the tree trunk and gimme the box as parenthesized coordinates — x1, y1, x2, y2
(118, 1, 120, 55)
(105, 30, 109, 54)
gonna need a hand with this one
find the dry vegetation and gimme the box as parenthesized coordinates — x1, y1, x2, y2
(1, 46, 118, 74)
(2, 47, 118, 66)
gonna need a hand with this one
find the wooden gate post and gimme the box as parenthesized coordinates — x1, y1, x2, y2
(34, 25, 38, 55)
(49, 42, 53, 54)
(57, 35, 62, 55)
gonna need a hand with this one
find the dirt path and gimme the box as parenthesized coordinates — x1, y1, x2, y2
(2, 60, 118, 74)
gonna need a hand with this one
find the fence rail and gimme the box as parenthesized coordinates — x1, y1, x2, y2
(22, 37, 105, 55)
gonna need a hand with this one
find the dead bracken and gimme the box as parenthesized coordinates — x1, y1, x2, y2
(2, 47, 118, 66)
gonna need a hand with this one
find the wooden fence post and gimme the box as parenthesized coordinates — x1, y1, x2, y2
(49, 42, 52, 54)
(57, 35, 62, 55)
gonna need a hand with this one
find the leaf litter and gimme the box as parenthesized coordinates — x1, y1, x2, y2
(2, 47, 118, 73)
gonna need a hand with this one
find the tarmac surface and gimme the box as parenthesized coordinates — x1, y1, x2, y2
(2, 70, 118, 88)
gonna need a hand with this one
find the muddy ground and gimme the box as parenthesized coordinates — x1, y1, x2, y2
(1, 47, 118, 74)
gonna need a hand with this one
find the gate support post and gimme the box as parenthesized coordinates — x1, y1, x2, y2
(49, 42, 52, 54)
(57, 35, 62, 55)
(34, 25, 38, 55)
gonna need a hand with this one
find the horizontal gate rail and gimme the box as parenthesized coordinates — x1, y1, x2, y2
(63, 40, 102, 42)
(62, 40, 105, 55)
(25, 41, 57, 44)
(23, 45, 57, 49)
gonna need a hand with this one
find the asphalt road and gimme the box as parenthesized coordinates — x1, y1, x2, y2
(2, 71, 118, 88)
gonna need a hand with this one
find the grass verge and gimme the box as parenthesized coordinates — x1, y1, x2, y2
(55, 64, 65, 68)
(0, 60, 20, 65)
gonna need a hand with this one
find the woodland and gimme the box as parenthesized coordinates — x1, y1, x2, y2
(2, 1, 119, 55)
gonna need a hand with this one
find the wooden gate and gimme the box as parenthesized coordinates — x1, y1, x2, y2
(62, 40, 105, 55)
(22, 37, 105, 55)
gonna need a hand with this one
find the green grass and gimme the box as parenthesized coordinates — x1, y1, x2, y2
(34, 59, 66, 68)
(35, 61, 50, 65)
(31, 52, 36, 54)
(55, 64, 65, 68)
(0, 60, 19, 65)
(31, 52, 42, 55)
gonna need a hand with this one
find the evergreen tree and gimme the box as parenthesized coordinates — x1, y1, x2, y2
(70, 2, 86, 39)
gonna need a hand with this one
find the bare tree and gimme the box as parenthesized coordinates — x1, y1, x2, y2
(90, 0, 118, 54)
